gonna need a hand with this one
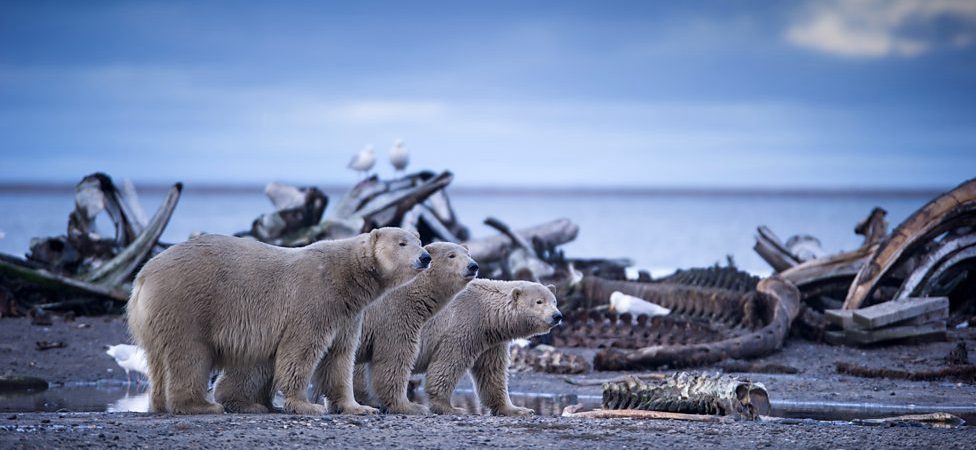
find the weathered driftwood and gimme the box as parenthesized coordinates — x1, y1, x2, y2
(245, 171, 461, 247)
(592, 277, 800, 370)
(852, 413, 965, 428)
(482, 217, 555, 281)
(1, 174, 182, 315)
(600, 373, 770, 419)
(561, 404, 729, 422)
(463, 218, 579, 264)
(754, 226, 801, 272)
(246, 183, 328, 244)
(845, 177, 976, 309)
(0, 255, 129, 302)
(852, 297, 948, 329)
(81, 183, 182, 287)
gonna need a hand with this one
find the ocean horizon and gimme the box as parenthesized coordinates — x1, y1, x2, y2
(0, 183, 934, 277)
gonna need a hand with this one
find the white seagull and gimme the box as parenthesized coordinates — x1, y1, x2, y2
(105, 344, 149, 385)
(348, 145, 376, 179)
(389, 139, 409, 173)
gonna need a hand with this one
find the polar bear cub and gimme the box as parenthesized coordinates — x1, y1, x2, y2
(415, 279, 562, 416)
(342, 242, 479, 415)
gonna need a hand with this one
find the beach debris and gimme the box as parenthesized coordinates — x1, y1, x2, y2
(755, 178, 976, 338)
(835, 361, 976, 383)
(106, 344, 149, 384)
(561, 404, 731, 422)
(28, 306, 52, 326)
(608, 291, 670, 317)
(35, 340, 65, 351)
(548, 266, 769, 360)
(389, 139, 408, 173)
(348, 145, 376, 178)
(0, 173, 181, 315)
(851, 412, 965, 428)
(239, 183, 328, 246)
(823, 297, 949, 345)
(600, 372, 769, 420)
(508, 345, 591, 374)
(590, 276, 800, 370)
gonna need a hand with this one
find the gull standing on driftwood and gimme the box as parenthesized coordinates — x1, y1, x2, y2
(348, 145, 376, 179)
(389, 139, 409, 174)
(105, 344, 149, 385)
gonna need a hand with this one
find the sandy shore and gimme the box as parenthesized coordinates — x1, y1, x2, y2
(1, 316, 975, 448)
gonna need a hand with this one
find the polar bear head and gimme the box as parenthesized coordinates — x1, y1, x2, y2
(366, 227, 430, 288)
(509, 282, 562, 337)
(424, 241, 479, 290)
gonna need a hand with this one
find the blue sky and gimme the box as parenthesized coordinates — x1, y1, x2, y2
(1, 0, 974, 188)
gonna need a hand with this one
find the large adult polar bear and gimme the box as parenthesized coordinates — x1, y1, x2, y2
(126, 227, 430, 415)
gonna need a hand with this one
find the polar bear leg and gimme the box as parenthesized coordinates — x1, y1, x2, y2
(314, 318, 378, 415)
(146, 350, 168, 413)
(424, 354, 473, 415)
(165, 340, 224, 414)
(214, 361, 274, 414)
(370, 352, 429, 415)
(471, 344, 533, 416)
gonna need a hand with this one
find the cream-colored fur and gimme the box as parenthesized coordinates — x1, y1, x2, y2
(414, 279, 561, 416)
(343, 242, 477, 415)
(126, 227, 429, 415)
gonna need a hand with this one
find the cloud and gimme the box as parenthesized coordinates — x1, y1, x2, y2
(786, 0, 976, 57)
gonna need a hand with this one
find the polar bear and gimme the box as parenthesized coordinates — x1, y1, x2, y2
(339, 242, 478, 415)
(126, 227, 429, 415)
(414, 280, 562, 416)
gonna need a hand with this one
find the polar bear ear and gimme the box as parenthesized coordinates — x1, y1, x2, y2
(510, 287, 523, 303)
(411, 229, 421, 240)
(546, 284, 557, 294)
(364, 229, 379, 260)
(460, 244, 469, 252)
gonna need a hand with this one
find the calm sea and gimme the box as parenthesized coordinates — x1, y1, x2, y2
(0, 188, 932, 276)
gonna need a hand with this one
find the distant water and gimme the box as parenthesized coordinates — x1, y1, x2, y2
(0, 189, 930, 276)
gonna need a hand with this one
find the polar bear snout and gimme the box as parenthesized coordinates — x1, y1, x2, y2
(465, 261, 479, 279)
(414, 251, 432, 270)
(550, 311, 563, 326)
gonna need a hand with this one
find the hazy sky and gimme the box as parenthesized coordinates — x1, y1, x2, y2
(1, 0, 974, 188)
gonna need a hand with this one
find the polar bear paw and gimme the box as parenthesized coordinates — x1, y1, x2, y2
(496, 406, 535, 417)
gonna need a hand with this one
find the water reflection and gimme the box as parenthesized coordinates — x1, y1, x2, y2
(0, 384, 582, 416)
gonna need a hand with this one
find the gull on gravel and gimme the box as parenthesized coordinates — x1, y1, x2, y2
(348, 145, 376, 178)
(106, 344, 149, 385)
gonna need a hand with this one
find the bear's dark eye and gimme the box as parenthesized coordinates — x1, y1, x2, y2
(536, 299, 543, 305)
(399, 242, 406, 247)
(449, 254, 455, 259)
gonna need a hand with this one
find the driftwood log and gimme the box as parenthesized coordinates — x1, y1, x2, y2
(845, 177, 976, 309)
